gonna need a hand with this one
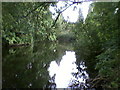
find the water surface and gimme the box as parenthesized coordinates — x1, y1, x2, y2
(2, 42, 90, 89)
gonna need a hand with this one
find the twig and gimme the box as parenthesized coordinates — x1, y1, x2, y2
(21, 3, 46, 19)
(51, 3, 77, 28)
(89, 76, 107, 88)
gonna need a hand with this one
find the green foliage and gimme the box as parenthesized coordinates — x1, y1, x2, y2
(2, 2, 120, 89)
(74, 2, 120, 88)
(2, 2, 57, 45)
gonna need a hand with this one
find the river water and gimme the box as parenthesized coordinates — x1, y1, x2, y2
(2, 42, 94, 89)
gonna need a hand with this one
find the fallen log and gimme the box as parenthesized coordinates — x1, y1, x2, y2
(9, 43, 30, 48)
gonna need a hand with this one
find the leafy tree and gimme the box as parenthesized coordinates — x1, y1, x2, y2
(2, 2, 57, 46)
(74, 2, 120, 88)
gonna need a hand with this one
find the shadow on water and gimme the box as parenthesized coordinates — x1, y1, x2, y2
(2, 41, 96, 89)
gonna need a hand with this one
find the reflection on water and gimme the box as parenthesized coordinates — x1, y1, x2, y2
(48, 51, 89, 89)
(3, 42, 90, 89)
(2, 42, 59, 88)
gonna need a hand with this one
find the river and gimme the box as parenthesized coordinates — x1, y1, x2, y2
(2, 41, 96, 89)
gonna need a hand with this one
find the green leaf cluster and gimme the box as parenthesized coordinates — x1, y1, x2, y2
(74, 2, 120, 88)
(2, 2, 57, 46)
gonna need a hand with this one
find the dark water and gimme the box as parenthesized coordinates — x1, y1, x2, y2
(2, 42, 94, 89)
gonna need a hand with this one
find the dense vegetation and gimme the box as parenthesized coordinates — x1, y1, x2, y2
(74, 2, 120, 88)
(2, 2, 58, 46)
(2, 2, 120, 89)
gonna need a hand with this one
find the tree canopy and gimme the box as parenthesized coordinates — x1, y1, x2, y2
(73, 2, 120, 88)
(2, 1, 120, 89)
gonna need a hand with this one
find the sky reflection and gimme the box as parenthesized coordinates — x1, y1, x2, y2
(48, 51, 89, 88)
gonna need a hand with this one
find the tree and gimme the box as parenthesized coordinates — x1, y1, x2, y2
(2, 2, 57, 46)
(73, 2, 120, 88)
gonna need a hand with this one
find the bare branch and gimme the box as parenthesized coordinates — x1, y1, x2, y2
(51, 3, 76, 28)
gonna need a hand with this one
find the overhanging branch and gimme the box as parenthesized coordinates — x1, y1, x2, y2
(51, 3, 76, 28)
(18, 3, 48, 22)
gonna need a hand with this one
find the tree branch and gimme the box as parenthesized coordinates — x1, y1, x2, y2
(47, 0, 93, 27)
(51, 3, 76, 28)
(18, 3, 47, 21)
(69, 0, 93, 3)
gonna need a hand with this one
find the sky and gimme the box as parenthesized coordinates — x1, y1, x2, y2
(49, 1, 92, 23)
